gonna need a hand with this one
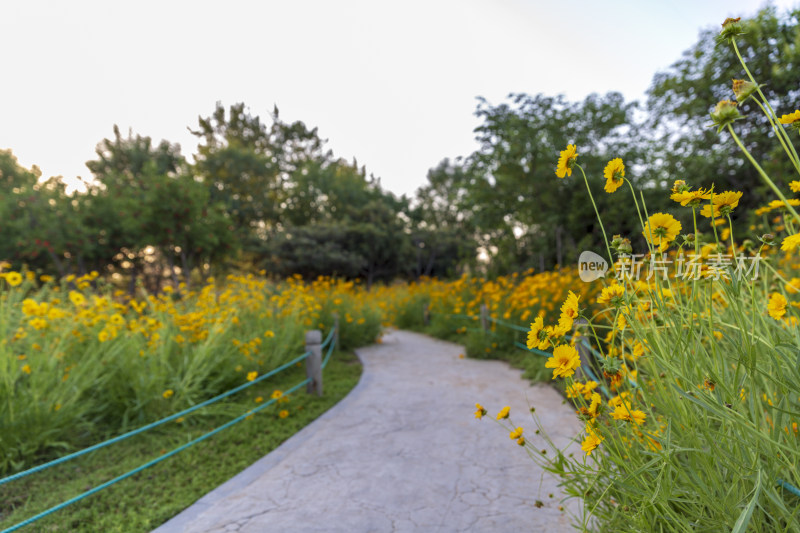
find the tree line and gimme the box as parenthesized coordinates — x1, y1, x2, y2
(2, 6, 798, 285)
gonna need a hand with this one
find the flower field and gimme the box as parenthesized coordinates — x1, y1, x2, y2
(0, 272, 381, 474)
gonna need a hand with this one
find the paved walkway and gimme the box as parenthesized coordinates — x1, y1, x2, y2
(153, 330, 582, 533)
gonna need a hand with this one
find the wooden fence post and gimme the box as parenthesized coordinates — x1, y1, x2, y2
(480, 304, 488, 333)
(305, 330, 323, 396)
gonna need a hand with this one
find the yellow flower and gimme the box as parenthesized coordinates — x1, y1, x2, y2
(98, 330, 110, 343)
(163, 389, 174, 399)
(587, 392, 602, 418)
(700, 191, 743, 218)
(603, 158, 625, 193)
(545, 344, 581, 379)
(21, 364, 32, 375)
(496, 406, 510, 420)
(779, 110, 800, 125)
(558, 291, 580, 329)
(255, 396, 264, 404)
(69, 291, 86, 306)
(670, 188, 711, 207)
(474, 403, 487, 419)
(526, 316, 549, 350)
(768, 292, 788, 320)
(611, 404, 646, 425)
(271, 389, 283, 399)
(279, 409, 289, 419)
(781, 234, 800, 253)
(597, 283, 625, 307)
(555, 144, 578, 178)
(509, 426, 524, 440)
(642, 213, 682, 249)
(790, 181, 800, 193)
(247, 371, 258, 382)
(4, 271, 23, 287)
(581, 433, 602, 456)
(565, 382, 585, 399)
(264, 330, 275, 338)
(582, 381, 598, 400)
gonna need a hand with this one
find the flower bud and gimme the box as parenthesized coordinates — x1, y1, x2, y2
(617, 239, 633, 255)
(611, 234, 623, 249)
(732, 79, 758, 102)
(719, 17, 744, 40)
(761, 233, 776, 245)
(710, 100, 742, 132)
(685, 233, 695, 243)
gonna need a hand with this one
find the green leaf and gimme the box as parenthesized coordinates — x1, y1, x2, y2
(732, 470, 761, 533)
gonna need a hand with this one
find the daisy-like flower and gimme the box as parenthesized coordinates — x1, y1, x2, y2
(247, 371, 258, 382)
(556, 144, 578, 178)
(279, 410, 289, 419)
(781, 234, 800, 252)
(588, 392, 602, 418)
(610, 404, 646, 425)
(162, 389, 174, 399)
(581, 423, 603, 455)
(642, 213, 682, 249)
(768, 292, 788, 320)
(597, 283, 625, 307)
(790, 181, 800, 193)
(527, 316, 549, 350)
(700, 191, 743, 218)
(565, 382, 585, 399)
(559, 291, 580, 329)
(496, 406, 510, 420)
(474, 403, 487, 419)
(581, 433, 602, 455)
(4, 271, 23, 287)
(670, 188, 712, 207)
(779, 110, 800, 125)
(545, 344, 581, 379)
(509, 427, 524, 440)
(603, 158, 625, 193)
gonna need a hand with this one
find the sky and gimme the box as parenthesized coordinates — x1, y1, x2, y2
(1, 0, 797, 199)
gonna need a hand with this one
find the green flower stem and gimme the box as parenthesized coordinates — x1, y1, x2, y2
(625, 178, 646, 230)
(731, 38, 800, 168)
(576, 164, 613, 264)
(753, 99, 800, 176)
(726, 124, 800, 224)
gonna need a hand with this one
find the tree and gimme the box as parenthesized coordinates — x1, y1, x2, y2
(464, 92, 646, 273)
(647, 6, 800, 216)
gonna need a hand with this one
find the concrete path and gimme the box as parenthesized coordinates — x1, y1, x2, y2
(153, 330, 582, 533)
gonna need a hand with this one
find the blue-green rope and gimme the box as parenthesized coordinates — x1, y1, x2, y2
(778, 479, 800, 498)
(321, 333, 337, 369)
(1, 377, 311, 533)
(0, 350, 311, 487)
(319, 327, 336, 349)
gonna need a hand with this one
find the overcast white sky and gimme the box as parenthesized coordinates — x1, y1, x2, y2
(1, 0, 797, 198)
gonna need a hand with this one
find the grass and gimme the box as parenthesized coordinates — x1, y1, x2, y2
(0, 350, 362, 533)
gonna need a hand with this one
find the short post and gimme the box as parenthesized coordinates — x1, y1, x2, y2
(305, 330, 323, 396)
(480, 304, 488, 333)
(333, 313, 340, 351)
(423, 304, 430, 326)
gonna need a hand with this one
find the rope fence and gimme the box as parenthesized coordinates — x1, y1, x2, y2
(1, 320, 340, 533)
